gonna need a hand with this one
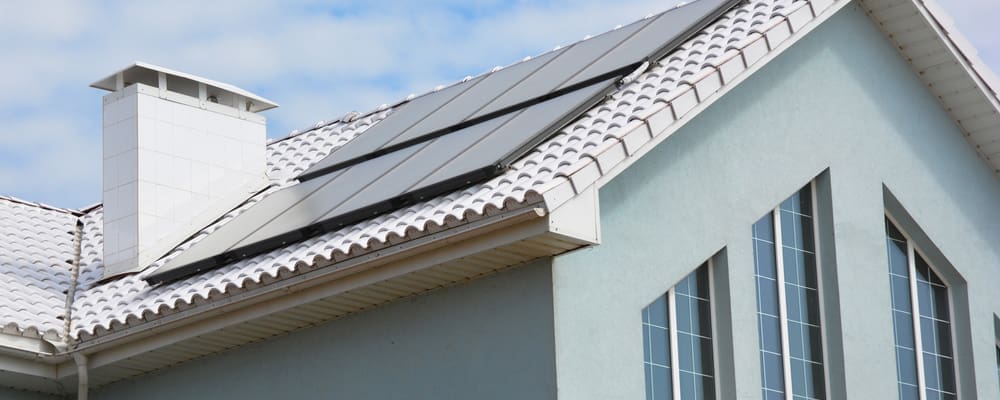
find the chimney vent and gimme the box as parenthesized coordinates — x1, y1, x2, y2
(92, 62, 278, 279)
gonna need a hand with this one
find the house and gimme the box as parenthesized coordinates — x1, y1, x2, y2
(0, 0, 998, 398)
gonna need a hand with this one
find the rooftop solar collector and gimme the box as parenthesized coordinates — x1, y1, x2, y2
(145, 0, 740, 285)
(148, 77, 617, 284)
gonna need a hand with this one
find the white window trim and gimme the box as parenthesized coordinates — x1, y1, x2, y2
(766, 181, 830, 400)
(884, 212, 959, 400)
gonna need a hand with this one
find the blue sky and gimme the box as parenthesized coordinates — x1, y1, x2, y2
(0, 0, 997, 209)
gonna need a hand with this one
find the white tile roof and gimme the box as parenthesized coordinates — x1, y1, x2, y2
(265, 110, 390, 181)
(68, 0, 819, 340)
(0, 196, 78, 340)
(3, 0, 994, 346)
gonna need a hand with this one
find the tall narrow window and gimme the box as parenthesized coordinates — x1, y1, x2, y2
(752, 183, 826, 400)
(643, 262, 715, 400)
(885, 217, 956, 400)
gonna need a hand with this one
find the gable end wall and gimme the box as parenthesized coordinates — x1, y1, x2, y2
(551, 3, 1000, 399)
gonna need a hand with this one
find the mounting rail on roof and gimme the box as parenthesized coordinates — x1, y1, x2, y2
(145, 0, 740, 285)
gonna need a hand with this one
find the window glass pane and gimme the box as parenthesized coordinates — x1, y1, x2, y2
(650, 319, 670, 366)
(886, 219, 907, 242)
(678, 264, 714, 400)
(898, 383, 919, 400)
(648, 296, 668, 328)
(782, 187, 825, 399)
(923, 352, 940, 391)
(643, 293, 671, 400)
(645, 363, 654, 400)
(756, 277, 780, 317)
(753, 184, 826, 399)
(890, 275, 912, 312)
(893, 311, 915, 349)
(753, 212, 784, 398)
(896, 347, 918, 386)
(642, 262, 715, 400)
(759, 314, 782, 354)
(651, 363, 671, 400)
(885, 219, 955, 400)
(761, 351, 785, 393)
(913, 252, 955, 398)
(886, 218, 919, 399)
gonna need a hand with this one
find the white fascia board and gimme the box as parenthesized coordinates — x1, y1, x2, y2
(0, 351, 57, 379)
(0, 333, 56, 356)
(909, 0, 1000, 110)
(918, 0, 1000, 99)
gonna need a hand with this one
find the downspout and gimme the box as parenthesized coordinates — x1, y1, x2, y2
(64, 220, 88, 400)
(72, 353, 88, 400)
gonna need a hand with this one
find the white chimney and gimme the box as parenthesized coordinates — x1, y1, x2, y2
(92, 62, 278, 278)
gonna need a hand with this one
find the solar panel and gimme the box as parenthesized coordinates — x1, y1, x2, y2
(304, 75, 487, 176)
(145, 0, 740, 285)
(380, 49, 566, 150)
(559, 0, 733, 90)
(148, 77, 617, 284)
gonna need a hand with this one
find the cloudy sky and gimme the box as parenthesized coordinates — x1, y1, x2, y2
(0, 0, 997, 209)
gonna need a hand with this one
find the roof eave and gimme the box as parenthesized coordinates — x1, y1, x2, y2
(862, 0, 1000, 176)
(54, 197, 602, 387)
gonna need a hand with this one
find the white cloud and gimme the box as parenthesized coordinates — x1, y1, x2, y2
(0, 0, 996, 209)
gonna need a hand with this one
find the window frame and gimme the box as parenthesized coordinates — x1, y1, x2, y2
(754, 181, 832, 400)
(995, 338, 999, 391)
(642, 260, 719, 400)
(884, 211, 960, 400)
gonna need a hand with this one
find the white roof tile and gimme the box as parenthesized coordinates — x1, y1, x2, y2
(0, 196, 78, 340)
(67, 0, 810, 339)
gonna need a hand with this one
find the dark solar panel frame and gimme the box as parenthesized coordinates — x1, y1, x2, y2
(146, 0, 740, 285)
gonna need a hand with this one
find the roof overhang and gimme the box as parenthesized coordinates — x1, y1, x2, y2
(862, 0, 1000, 175)
(43, 192, 598, 390)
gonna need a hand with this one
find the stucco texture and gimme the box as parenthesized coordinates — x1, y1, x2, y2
(551, 3, 1000, 400)
(92, 258, 557, 400)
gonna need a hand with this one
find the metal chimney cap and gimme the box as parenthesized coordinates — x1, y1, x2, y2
(91, 61, 279, 113)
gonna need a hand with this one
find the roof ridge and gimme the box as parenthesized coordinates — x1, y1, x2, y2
(0, 194, 84, 216)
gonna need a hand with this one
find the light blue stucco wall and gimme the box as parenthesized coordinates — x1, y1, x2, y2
(551, 2, 1000, 400)
(91, 258, 557, 400)
(0, 386, 60, 400)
